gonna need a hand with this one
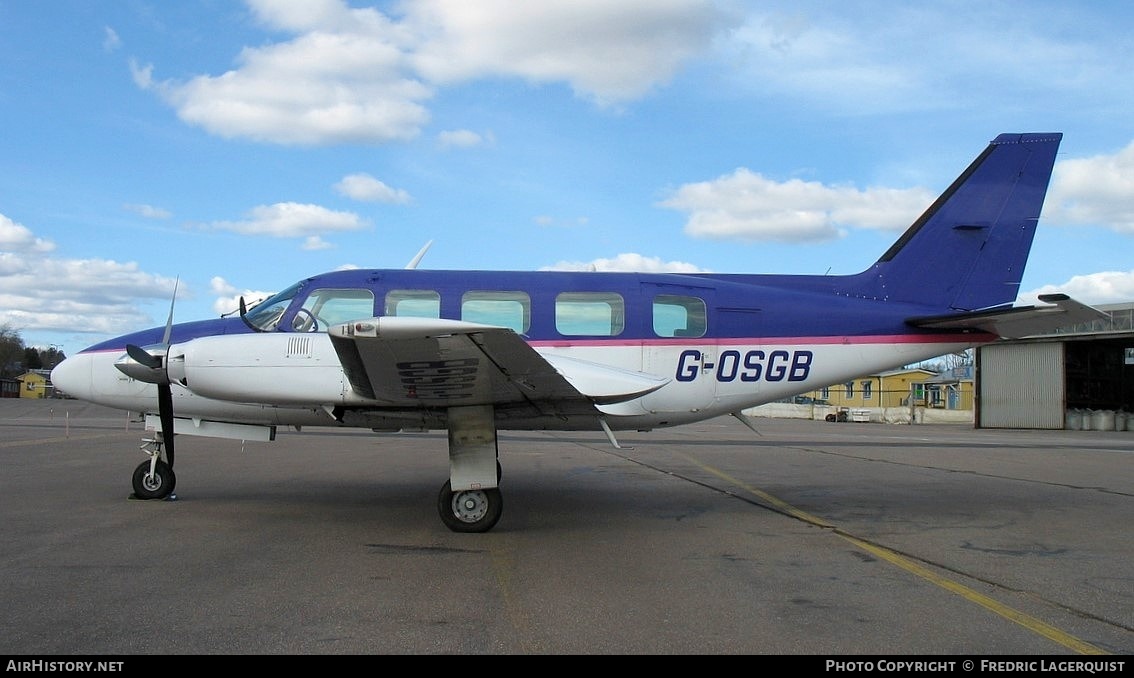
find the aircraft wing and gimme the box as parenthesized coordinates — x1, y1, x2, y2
(906, 294, 1110, 339)
(327, 317, 668, 410)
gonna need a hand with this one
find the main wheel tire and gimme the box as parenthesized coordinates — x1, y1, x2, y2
(132, 460, 176, 500)
(438, 480, 502, 533)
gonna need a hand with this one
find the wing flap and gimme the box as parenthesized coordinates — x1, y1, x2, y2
(907, 294, 1109, 339)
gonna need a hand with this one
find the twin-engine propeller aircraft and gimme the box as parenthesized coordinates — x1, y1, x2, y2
(52, 132, 1105, 532)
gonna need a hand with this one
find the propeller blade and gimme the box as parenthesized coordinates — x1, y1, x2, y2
(161, 277, 179, 345)
(158, 383, 175, 468)
(126, 343, 162, 370)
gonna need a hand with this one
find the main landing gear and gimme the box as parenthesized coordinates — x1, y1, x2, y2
(436, 405, 504, 533)
(438, 480, 502, 533)
(132, 433, 176, 500)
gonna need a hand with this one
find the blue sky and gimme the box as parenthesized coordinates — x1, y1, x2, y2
(3, 1, 1134, 357)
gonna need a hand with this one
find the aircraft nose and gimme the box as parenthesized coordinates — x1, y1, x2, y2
(51, 354, 92, 400)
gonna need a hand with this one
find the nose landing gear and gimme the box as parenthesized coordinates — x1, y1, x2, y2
(131, 434, 176, 500)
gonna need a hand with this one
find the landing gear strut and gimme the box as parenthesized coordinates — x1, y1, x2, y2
(437, 405, 503, 532)
(132, 433, 176, 500)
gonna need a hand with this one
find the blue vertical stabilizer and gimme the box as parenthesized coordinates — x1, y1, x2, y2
(847, 133, 1062, 311)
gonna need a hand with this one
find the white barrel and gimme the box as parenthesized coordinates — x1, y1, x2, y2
(1092, 409, 1115, 431)
(1065, 409, 1082, 430)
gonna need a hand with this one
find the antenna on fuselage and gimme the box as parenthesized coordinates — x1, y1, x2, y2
(731, 411, 764, 437)
(405, 240, 434, 269)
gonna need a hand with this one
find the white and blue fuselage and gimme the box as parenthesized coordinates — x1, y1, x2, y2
(53, 268, 988, 432)
(50, 133, 1080, 532)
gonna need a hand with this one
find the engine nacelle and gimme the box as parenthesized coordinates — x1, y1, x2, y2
(167, 333, 366, 405)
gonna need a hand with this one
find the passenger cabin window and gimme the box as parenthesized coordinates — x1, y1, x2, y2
(461, 291, 530, 333)
(293, 288, 375, 332)
(555, 292, 625, 336)
(652, 295, 707, 338)
(385, 290, 441, 318)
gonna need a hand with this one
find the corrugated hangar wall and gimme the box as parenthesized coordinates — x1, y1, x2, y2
(978, 342, 1065, 429)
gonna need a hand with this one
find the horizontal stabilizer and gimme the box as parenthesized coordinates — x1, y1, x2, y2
(906, 294, 1110, 339)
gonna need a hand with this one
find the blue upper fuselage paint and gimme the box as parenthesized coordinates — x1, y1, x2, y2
(77, 268, 975, 355)
(80, 317, 252, 354)
(76, 134, 1061, 356)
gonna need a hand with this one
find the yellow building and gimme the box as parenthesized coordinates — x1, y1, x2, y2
(923, 367, 976, 411)
(807, 366, 975, 412)
(16, 370, 52, 399)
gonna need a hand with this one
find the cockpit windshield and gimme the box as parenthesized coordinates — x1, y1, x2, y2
(242, 282, 302, 332)
(241, 282, 376, 333)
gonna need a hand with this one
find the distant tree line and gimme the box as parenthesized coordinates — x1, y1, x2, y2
(0, 323, 66, 378)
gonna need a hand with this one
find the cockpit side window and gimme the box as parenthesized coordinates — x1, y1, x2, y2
(291, 288, 376, 332)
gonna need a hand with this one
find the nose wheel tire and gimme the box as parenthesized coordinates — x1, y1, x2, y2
(438, 481, 502, 533)
(132, 460, 176, 500)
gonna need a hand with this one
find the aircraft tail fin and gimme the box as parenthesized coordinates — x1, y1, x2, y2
(847, 133, 1062, 312)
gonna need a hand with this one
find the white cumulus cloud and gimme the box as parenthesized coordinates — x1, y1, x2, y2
(123, 203, 173, 219)
(0, 214, 56, 253)
(1021, 271, 1134, 307)
(407, 0, 730, 106)
(334, 173, 412, 203)
(1045, 140, 1134, 232)
(658, 168, 933, 243)
(0, 214, 179, 335)
(437, 129, 492, 149)
(543, 252, 708, 273)
(133, 0, 733, 145)
(210, 276, 278, 316)
(208, 202, 367, 238)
